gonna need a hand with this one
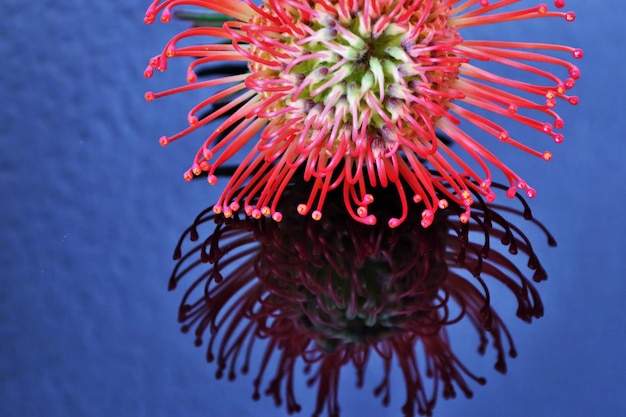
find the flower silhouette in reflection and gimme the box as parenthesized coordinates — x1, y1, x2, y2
(170, 175, 555, 417)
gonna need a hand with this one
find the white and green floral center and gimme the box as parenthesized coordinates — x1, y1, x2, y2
(248, 2, 461, 155)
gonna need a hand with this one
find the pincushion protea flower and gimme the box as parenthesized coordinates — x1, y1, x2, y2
(144, 0, 581, 228)
(170, 177, 554, 417)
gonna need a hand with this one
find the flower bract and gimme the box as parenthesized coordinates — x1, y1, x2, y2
(145, 0, 581, 227)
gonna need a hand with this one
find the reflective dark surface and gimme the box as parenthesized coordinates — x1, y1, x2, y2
(170, 177, 552, 416)
(2, 1, 625, 417)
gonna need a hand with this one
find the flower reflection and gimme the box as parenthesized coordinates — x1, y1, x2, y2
(170, 177, 554, 416)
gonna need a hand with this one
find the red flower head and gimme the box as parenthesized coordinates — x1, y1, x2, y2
(145, 0, 581, 227)
(170, 177, 555, 417)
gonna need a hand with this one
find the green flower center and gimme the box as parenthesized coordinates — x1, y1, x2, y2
(248, 1, 461, 154)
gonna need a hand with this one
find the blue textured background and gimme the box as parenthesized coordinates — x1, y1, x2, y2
(1, 1, 625, 416)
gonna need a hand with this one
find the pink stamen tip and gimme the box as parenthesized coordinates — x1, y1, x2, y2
(438, 199, 448, 209)
(362, 194, 374, 204)
(272, 212, 283, 222)
(517, 180, 527, 190)
(166, 45, 176, 58)
(144, 67, 154, 79)
(159, 136, 169, 146)
(569, 96, 579, 105)
(554, 133, 564, 143)
(506, 188, 517, 199)
(183, 170, 193, 181)
(486, 191, 497, 202)
(421, 218, 433, 228)
(144, 91, 155, 101)
(542, 123, 552, 133)
(208, 175, 218, 185)
(460, 213, 470, 224)
(543, 151, 553, 161)
(357, 206, 368, 217)
(573, 49, 583, 59)
(297, 204, 308, 215)
(312, 210, 322, 221)
(192, 165, 202, 176)
(570, 68, 581, 79)
(388, 218, 401, 228)
(144, 7, 156, 24)
(199, 161, 209, 170)
(554, 0, 565, 8)
(526, 188, 537, 198)
(187, 70, 197, 83)
(212, 204, 222, 214)
(244, 205, 253, 215)
(252, 209, 262, 219)
(565, 12, 575, 22)
(188, 115, 198, 126)
(230, 202, 240, 212)
(413, 194, 423, 203)
(421, 209, 433, 219)
(223, 207, 233, 218)
(261, 206, 271, 216)
(363, 215, 376, 225)
(161, 8, 171, 23)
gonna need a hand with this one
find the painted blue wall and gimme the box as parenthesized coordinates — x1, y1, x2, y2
(1, 1, 624, 416)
